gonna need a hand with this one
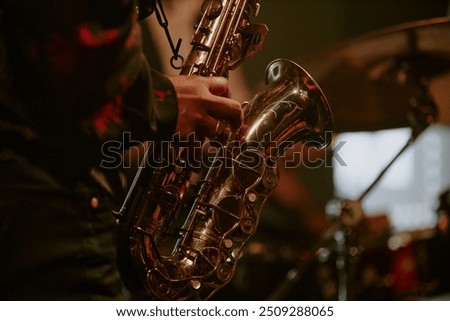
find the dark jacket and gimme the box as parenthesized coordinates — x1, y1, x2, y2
(0, 0, 177, 300)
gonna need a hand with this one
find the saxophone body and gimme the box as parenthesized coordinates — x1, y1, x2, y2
(116, 0, 333, 300)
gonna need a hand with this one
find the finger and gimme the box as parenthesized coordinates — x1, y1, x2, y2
(207, 77, 231, 98)
(203, 116, 221, 140)
(213, 120, 231, 142)
(207, 97, 244, 130)
(200, 117, 233, 142)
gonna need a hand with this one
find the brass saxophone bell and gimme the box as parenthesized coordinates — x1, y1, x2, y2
(116, 0, 333, 301)
(244, 58, 333, 159)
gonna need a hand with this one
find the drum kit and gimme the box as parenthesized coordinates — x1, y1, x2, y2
(230, 17, 450, 301)
(299, 16, 450, 133)
(272, 16, 450, 301)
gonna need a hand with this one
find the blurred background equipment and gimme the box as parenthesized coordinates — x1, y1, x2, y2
(299, 17, 450, 133)
(218, 0, 450, 301)
(145, 0, 450, 300)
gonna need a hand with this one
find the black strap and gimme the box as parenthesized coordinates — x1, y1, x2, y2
(152, 0, 184, 70)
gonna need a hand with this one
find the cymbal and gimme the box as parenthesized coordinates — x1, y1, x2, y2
(296, 17, 450, 133)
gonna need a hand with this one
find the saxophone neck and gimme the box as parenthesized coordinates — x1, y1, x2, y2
(181, 0, 268, 77)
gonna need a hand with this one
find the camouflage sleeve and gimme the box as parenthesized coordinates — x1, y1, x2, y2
(3, 0, 178, 145)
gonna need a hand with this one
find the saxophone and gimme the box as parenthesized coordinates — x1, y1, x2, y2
(116, 0, 333, 300)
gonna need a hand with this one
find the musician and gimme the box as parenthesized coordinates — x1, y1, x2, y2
(0, 0, 242, 299)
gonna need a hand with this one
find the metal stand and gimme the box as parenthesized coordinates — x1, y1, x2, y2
(267, 61, 438, 301)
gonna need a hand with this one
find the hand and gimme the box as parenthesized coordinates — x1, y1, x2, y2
(167, 75, 243, 141)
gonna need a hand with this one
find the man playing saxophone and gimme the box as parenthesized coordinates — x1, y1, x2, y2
(0, 0, 242, 300)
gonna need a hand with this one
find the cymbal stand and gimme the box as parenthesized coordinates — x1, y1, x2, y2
(267, 198, 364, 301)
(268, 59, 438, 301)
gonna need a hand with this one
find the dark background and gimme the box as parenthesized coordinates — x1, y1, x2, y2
(243, 0, 449, 90)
